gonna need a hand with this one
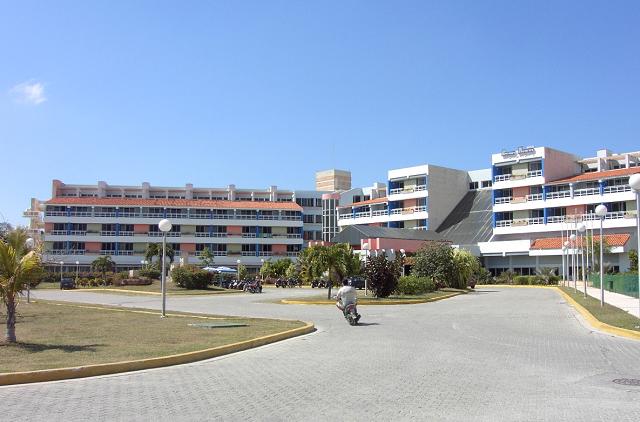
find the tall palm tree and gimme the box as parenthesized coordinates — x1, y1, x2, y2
(144, 243, 175, 266)
(319, 244, 349, 300)
(0, 229, 40, 343)
(91, 256, 115, 286)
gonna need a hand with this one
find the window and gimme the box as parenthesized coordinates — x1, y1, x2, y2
(315, 215, 322, 224)
(242, 226, 255, 234)
(528, 161, 542, 172)
(469, 182, 479, 190)
(315, 198, 322, 207)
(530, 185, 543, 195)
(529, 209, 544, 218)
(303, 215, 315, 223)
(296, 198, 316, 207)
(260, 226, 272, 234)
(481, 180, 492, 188)
(101, 242, 117, 251)
(242, 244, 256, 252)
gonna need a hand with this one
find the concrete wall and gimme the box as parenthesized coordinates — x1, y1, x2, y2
(543, 148, 581, 182)
(426, 165, 471, 230)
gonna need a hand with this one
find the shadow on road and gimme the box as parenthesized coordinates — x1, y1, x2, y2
(356, 322, 380, 327)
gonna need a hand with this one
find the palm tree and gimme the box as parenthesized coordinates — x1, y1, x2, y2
(0, 229, 41, 343)
(318, 244, 349, 300)
(91, 256, 115, 286)
(199, 247, 214, 268)
(144, 243, 175, 269)
(534, 267, 558, 285)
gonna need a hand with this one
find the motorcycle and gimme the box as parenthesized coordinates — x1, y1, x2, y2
(275, 278, 287, 288)
(334, 296, 360, 326)
(244, 280, 262, 293)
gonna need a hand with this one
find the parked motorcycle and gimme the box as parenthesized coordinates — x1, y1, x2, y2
(275, 278, 287, 288)
(311, 279, 327, 288)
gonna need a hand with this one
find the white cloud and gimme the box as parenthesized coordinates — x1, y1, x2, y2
(9, 80, 47, 105)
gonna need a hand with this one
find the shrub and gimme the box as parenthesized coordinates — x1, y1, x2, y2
(473, 267, 493, 285)
(171, 265, 214, 289)
(515, 276, 530, 285)
(497, 270, 516, 285)
(412, 242, 455, 288)
(139, 268, 161, 280)
(396, 276, 436, 295)
(363, 254, 402, 298)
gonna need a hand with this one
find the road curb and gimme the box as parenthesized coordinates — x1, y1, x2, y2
(280, 291, 462, 305)
(478, 285, 640, 341)
(554, 288, 640, 341)
(0, 322, 315, 386)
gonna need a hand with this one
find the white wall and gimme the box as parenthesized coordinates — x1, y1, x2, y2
(543, 147, 581, 182)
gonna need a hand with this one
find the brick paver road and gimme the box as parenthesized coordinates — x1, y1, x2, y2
(1, 287, 639, 421)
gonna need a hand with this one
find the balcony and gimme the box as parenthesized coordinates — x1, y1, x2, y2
(525, 193, 543, 201)
(287, 252, 300, 257)
(389, 185, 427, 195)
(604, 185, 631, 194)
(242, 233, 257, 238)
(194, 232, 228, 238)
(494, 197, 512, 205)
(94, 212, 117, 217)
(582, 211, 636, 221)
(546, 191, 571, 200)
(148, 232, 181, 237)
(241, 251, 257, 257)
(573, 188, 599, 197)
(119, 231, 134, 236)
(527, 170, 542, 178)
(390, 205, 427, 215)
(50, 230, 67, 235)
(494, 174, 512, 183)
(23, 210, 40, 218)
(101, 231, 117, 236)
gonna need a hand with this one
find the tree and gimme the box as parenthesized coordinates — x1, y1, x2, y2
(144, 243, 175, 273)
(271, 258, 293, 278)
(318, 244, 351, 299)
(452, 249, 480, 289)
(199, 247, 215, 268)
(412, 242, 455, 288)
(629, 249, 638, 272)
(0, 222, 14, 241)
(237, 264, 247, 281)
(363, 253, 402, 298)
(91, 256, 115, 285)
(298, 246, 323, 285)
(0, 228, 41, 342)
(285, 262, 299, 279)
(589, 236, 612, 272)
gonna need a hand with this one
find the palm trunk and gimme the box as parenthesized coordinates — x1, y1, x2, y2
(5, 294, 17, 343)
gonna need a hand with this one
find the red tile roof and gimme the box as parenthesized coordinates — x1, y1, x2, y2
(546, 167, 640, 185)
(45, 197, 303, 210)
(531, 233, 630, 250)
(338, 197, 388, 208)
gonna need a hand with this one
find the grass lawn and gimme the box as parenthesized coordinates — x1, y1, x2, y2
(0, 300, 304, 373)
(280, 288, 466, 304)
(35, 280, 239, 296)
(560, 287, 640, 332)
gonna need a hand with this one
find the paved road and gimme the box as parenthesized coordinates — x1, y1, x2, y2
(2, 287, 640, 421)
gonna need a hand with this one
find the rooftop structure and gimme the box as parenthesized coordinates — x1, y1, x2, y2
(315, 169, 352, 192)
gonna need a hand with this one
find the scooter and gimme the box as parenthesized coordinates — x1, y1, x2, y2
(334, 298, 360, 326)
(244, 280, 262, 293)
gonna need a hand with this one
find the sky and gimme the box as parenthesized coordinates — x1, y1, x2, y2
(1, 1, 639, 226)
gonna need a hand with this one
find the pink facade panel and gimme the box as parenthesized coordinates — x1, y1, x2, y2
(403, 198, 418, 208)
(512, 186, 529, 198)
(227, 226, 243, 235)
(85, 242, 101, 252)
(133, 224, 148, 234)
(181, 243, 196, 252)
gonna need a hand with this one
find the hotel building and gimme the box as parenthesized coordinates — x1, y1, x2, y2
(31, 180, 329, 271)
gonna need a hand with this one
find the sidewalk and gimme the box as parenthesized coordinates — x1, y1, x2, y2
(562, 281, 640, 318)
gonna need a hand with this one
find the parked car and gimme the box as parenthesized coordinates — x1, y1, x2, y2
(346, 276, 366, 290)
(60, 277, 76, 290)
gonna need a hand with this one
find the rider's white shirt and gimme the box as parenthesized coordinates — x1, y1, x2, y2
(336, 285, 357, 306)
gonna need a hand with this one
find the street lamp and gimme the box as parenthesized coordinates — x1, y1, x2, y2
(629, 173, 640, 318)
(362, 242, 371, 296)
(561, 245, 567, 285)
(25, 238, 34, 303)
(59, 261, 64, 283)
(595, 204, 608, 307)
(75, 260, 80, 285)
(578, 223, 587, 298)
(570, 233, 577, 291)
(563, 241, 570, 287)
(400, 248, 406, 277)
(236, 259, 242, 284)
(158, 218, 172, 318)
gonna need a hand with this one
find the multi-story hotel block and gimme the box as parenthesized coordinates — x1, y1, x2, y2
(32, 180, 330, 271)
(337, 164, 488, 232)
(482, 147, 639, 274)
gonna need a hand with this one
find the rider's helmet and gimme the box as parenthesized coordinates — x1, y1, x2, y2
(343, 279, 350, 286)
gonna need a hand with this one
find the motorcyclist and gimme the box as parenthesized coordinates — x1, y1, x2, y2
(335, 279, 361, 323)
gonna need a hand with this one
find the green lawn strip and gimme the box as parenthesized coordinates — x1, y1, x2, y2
(34, 280, 239, 296)
(559, 287, 640, 332)
(0, 300, 304, 373)
(278, 289, 466, 304)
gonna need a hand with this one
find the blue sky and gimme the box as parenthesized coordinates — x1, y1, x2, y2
(1, 1, 639, 226)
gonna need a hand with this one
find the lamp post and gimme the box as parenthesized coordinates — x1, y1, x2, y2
(595, 204, 608, 307)
(236, 259, 241, 284)
(25, 238, 34, 303)
(59, 261, 64, 283)
(362, 242, 371, 296)
(158, 218, 172, 318)
(561, 245, 567, 285)
(578, 223, 587, 298)
(75, 260, 80, 285)
(629, 173, 640, 318)
(400, 249, 406, 277)
(570, 234, 577, 290)
(563, 241, 570, 287)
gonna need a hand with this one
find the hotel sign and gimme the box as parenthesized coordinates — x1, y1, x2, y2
(501, 146, 536, 159)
